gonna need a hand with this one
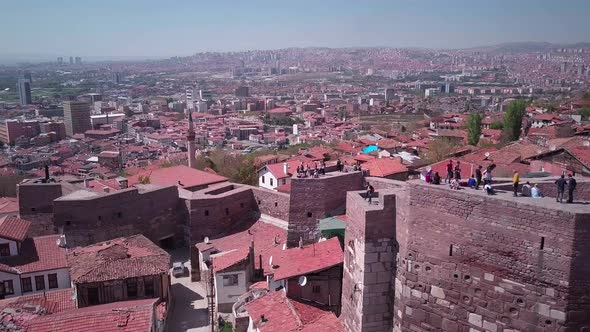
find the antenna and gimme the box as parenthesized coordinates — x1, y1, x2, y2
(204, 237, 210, 244)
(298, 276, 307, 286)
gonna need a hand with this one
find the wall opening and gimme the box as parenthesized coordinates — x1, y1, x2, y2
(540, 237, 545, 250)
(449, 244, 453, 256)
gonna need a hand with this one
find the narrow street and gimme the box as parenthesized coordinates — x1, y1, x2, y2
(168, 249, 212, 332)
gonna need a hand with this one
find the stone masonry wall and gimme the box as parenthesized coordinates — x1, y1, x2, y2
(287, 171, 364, 247)
(341, 189, 399, 332)
(393, 182, 590, 332)
(496, 180, 590, 201)
(53, 186, 184, 247)
(251, 187, 290, 221)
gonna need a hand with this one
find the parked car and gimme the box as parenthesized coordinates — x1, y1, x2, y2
(172, 262, 186, 277)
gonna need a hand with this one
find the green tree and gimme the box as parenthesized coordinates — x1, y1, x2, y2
(466, 113, 482, 146)
(489, 121, 503, 130)
(578, 107, 590, 120)
(503, 100, 527, 141)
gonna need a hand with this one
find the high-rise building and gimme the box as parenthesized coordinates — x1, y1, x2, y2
(69, 56, 74, 65)
(63, 101, 91, 136)
(186, 88, 195, 110)
(187, 112, 196, 169)
(112, 72, 121, 84)
(384, 88, 395, 101)
(57, 57, 63, 65)
(199, 90, 212, 100)
(235, 86, 250, 97)
(17, 78, 32, 106)
(75, 57, 82, 65)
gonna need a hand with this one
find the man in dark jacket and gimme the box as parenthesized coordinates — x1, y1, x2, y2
(567, 174, 577, 203)
(555, 175, 566, 203)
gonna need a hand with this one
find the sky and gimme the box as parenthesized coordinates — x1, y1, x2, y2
(1, 0, 589, 60)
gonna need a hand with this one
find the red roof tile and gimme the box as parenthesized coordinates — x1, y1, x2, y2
(0, 288, 76, 314)
(0, 216, 31, 241)
(212, 247, 250, 273)
(245, 290, 343, 332)
(127, 165, 227, 188)
(195, 221, 286, 274)
(24, 298, 158, 332)
(362, 158, 408, 177)
(0, 197, 18, 215)
(269, 237, 343, 281)
(566, 146, 590, 168)
(4, 235, 68, 274)
(68, 235, 170, 283)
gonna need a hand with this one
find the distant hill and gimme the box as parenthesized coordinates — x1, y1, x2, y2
(463, 41, 590, 53)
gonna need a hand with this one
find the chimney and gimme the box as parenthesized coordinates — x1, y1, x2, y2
(298, 237, 303, 248)
(249, 240, 255, 274)
(283, 162, 288, 175)
(84, 177, 90, 188)
(103, 187, 110, 193)
(44, 165, 50, 181)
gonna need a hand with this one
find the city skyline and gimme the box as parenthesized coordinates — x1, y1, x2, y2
(1, 0, 589, 62)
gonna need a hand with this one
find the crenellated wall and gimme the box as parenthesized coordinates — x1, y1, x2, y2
(286, 171, 365, 247)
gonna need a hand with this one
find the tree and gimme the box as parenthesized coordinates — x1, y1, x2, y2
(138, 175, 151, 184)
(502, 100, 527, 141)
(578, 107, 590, 120)
(489, 121, 503, 130)
(466, 113, 482, 146)
(423, 138, 458, 164)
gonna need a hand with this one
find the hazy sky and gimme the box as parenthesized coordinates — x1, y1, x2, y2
(1, 0, 589, 58)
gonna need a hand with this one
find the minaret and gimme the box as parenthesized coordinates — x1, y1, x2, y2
(187, 111, 196, 168)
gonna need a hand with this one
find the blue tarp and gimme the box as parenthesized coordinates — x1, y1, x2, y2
(361, 145, 378, 154)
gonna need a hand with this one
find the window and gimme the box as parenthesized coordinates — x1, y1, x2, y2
(225, 208, 229, 215)
(312, 285, 321, 294)
(144, 278, 154, 297)
(204, 210, 209, 216)
(270, 178, 274, 186)
(98, 215, 102, 221)
(35, 275, 45, 291)
(0, 243, 10, 257)
(127, 279, 137, 297)
(283, 179, 287, 185)
(261, 176, 265, 184)
(307, 212, 312, 218)
(48, 274, 58, 289)
(222, 274, 239, 286)
(21, 277, 32, 293)
(4, 280, 14, 295)
(88, 287, 99, 305)
(117, 212, 123, 218)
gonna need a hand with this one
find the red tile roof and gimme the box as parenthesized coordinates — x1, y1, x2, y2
(362, 158, 408, 177)
(68, 234, 170, 283)
(0, 197, 18, 215)
(24, 298, 158, 332)
(0, 216, 31, 242)
(127, 165, 227, 188)
(269, 237, 343, 281)
(212, 247, 250, 273)
(0, 288, 76, 314)
(262, 160, 300, 179)
(4, 235, 68, 274)
(195, 221, 287, 274)
(566, 146, 590, 168)
(245, 290, 343, 332)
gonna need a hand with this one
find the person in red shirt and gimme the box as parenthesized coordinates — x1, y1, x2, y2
(446, 160, 453, 184)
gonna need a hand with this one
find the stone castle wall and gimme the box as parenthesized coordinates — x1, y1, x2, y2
(286, 171, 365, 247)
(53, 186, 184, 247)
(393, 182, 590, 332)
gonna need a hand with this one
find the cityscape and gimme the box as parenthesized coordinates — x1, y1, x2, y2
(1, 1, 590, 332)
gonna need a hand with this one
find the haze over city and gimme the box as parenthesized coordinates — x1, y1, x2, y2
(1, 2, 590, 332)
(1, 0, 590, 62)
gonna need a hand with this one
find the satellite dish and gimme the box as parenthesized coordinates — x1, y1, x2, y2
(298, 276, 307, 286)
(318, 237, 327, 242)
(269, 256, 274, 267)
(204, 237, 210, 244)
(484, 152, 491, 158)
(282, 244, 287, 250)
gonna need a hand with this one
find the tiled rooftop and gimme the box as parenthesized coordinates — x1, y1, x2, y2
(0, 216, 31, 242)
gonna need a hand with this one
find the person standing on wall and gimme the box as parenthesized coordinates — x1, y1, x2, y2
(475, 165, 483, 190)
(446, 160, 453, 184)
(512, 170, 520, 197)
(555, 174, 566, 203)
(567, 174, 577, 203)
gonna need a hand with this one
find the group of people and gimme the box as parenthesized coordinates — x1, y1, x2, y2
(335, 159, 363, 172)
(554, 174, 577, 203)
(296, 161, 326, 178)
(424, 161, 495, 193)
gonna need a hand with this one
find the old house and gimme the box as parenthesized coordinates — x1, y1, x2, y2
(67, 234, 171, 308)
(0, 216, 70, 299)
